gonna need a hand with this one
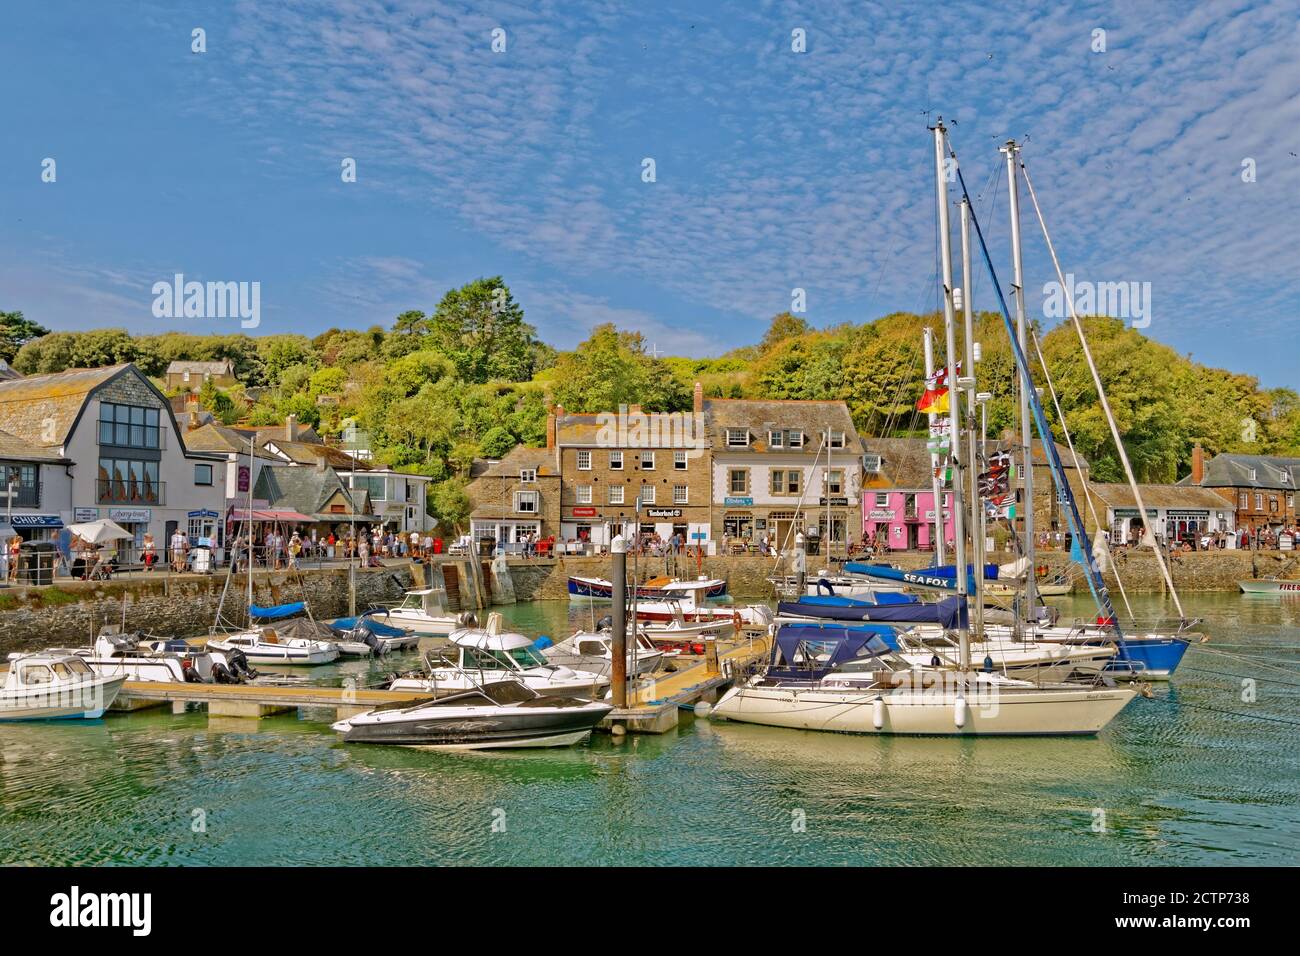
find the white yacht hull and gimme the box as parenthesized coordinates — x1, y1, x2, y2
(380, 610, 458, 638)
(713, 683, 1135, 736)
(1238, 579, 1300, 594)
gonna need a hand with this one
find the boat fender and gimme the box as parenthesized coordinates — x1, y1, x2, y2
(533, 635, 554, 650)
(694, 701, 712, 719)
(954, 695, 967, 729)
(872, 696, 885, 730)
(930, 654, 942, 667)
(983, 654, 994, 673)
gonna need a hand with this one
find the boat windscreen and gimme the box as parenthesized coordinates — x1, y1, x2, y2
(479, 681, 541, 705)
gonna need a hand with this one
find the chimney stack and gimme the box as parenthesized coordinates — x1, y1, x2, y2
(693, 381, 703, 415)
(1191, 443, 1205, 485)
(546, 410, 557, 450)
(285, 413, 298, 442)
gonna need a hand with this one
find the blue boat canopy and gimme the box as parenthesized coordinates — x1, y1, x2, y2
(769, 625, 894, 681)
(249, 602, 306, 620)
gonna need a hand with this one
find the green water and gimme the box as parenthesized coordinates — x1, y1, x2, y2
(1, 593, 1296, 865)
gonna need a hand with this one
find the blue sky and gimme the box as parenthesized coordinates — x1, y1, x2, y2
(2, 0, 1296, 387)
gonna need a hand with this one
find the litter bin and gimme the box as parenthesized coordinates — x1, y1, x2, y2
(433, 538, 443, 555)
(191, 547, 212, 573)
(20, 541, 57, 586)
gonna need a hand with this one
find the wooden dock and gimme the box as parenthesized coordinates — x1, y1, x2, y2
(111, 681, 423, 719)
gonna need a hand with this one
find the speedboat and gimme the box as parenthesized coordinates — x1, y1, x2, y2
(207, 620, 340, 666)
(639, 603, 737, 642)
(329, 612, 416, 654)
(2, 652, 125, 720)
(375, 590, 460, 637)
(389, 628, 609, 699)
(712, 626, 1137, 736)
(332, 680, 612, 749)
(539, 628, 666, 678)
(55, 627, 256, 683)
(568, 574, 727, 602)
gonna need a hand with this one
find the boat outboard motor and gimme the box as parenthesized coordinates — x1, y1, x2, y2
(596, 614, 614, 632)
(225, 649, 257, 682)
(212, 661, 235, 684)
(458, 611, 478, 628)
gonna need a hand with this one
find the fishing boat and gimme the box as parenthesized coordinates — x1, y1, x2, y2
(373, 589, 461, 637)
(712, 626, 1136, 736)
(1, 652, 125, 720)
(1238, 578, 1300, 594)
(538, 628, 666, 677)
(332, 680, 612, 749)
(389, 628, 610, 699)
(568, 574, 727, 602)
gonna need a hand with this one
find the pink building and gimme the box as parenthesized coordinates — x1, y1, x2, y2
(860, 437, 954, 552)
(863, 489, 955, 551)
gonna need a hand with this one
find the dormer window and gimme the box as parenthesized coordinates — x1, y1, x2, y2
(788, 431, 804, 449)
(519, 469, 537, 483)
(769, 430, 784, 449)
(828, 431, 846, 449)
(1249, 468, 1257, 481)
(726, 429, 749, 448)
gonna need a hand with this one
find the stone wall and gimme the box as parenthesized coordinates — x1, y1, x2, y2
(501, 547, 1300, 601)
(0, 565, 415, 654)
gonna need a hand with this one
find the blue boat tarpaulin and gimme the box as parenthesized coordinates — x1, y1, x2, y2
(778, 595, 968, 630)
(249, 601, 306, 620)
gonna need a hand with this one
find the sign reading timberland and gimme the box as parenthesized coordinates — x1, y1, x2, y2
(645, 508, 682, 519)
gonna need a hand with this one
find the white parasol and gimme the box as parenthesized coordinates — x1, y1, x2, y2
(67, 518, 135, 545)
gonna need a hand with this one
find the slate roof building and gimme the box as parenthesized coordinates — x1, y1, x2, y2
(1178, 445, 1299, 534)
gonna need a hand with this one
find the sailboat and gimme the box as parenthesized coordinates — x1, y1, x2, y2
(714, 119, 1140, 736)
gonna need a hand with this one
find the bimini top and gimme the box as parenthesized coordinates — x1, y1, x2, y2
(768, 626, 894, 682)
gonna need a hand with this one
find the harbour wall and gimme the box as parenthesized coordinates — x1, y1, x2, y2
(504, 548, 1300, 602)
(0, 565, 416, 655)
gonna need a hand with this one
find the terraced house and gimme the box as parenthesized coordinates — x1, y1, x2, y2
(1180, 445, 1299, 536)
(705, 397, 864, 556)
(0, 363, 226, 555)
(555, 385, 712, 551)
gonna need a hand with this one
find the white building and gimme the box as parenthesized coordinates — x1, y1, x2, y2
(0, 364, 227, 556)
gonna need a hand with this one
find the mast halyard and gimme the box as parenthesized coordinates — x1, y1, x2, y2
(1002, 139, 1038, 621)
(959, 196, 985, 641)
(922, 326, 947, 565)
(932, 118, 970, 669)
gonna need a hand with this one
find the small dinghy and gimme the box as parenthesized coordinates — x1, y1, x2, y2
(329, 611, 419, 653)
(2, 651, 125, 720)
(539, 626, 666, 678)
(1239, 578, 1300, 594)
(333, 679, 612, 749)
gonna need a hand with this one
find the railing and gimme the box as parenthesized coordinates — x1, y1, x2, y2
(1, 481, 41, 509)
(96, 479, 165, 505)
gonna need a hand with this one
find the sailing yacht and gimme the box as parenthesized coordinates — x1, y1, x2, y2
(712, 627, 1135, 736)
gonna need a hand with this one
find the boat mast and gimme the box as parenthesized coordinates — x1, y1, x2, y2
(933, 118, 970, 668)
(959, 196, 985, 640)
(922, 326, 947, 565)
(246, 435, 254, 625)
(1002, 139, 1037, 619)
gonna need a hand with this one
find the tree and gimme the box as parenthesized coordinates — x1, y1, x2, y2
(550, 323, 688, 412)
(430, 479, 471, 531)
(759, 311, 810, 353)
(479, 425, 516, 458)
(0, 311, 49, 363)
(425, 277, 537, 383)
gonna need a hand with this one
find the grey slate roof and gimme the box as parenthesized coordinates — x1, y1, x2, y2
(1178, 453, 1300, 491)
(704, 398, 864, 454)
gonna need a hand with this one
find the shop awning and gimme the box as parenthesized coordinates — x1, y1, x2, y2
(315, 513, 377, 523)
(228, 508, 315, 523)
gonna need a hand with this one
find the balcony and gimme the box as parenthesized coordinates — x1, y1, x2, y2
(96, 479, 165, 506)
(1, 482, 41, 510)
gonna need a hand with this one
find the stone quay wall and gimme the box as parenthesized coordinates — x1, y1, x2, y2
(0, 565, 415, 655)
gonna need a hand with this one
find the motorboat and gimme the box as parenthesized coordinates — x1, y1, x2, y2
(609, 594, 773, 629)
(2, 651, 125, 720)
(332, 679, 612, 749)
(54, 627, 256, 684)
(389, 627, 610, 699)
(640, 603, 736, 642)
(568, 574, 727, 602)
(1238, 578, 1300, 594)
(712, 626, 1137, 736)
(374, 589, 461, 637)
(539, 628, 666, 678)
(207, 620, 340, 666)
(329, 612, 417, 654)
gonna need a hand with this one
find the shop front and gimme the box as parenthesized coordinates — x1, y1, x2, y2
(8, 513, 64, 542)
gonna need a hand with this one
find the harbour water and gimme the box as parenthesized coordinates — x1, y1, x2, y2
(1, 593, 1296, 866)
